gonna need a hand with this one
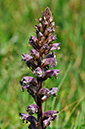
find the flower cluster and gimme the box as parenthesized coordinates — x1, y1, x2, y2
(19, 7, 60, 129)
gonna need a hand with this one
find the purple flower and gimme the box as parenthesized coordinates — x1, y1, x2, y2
(22, 53, 33, 61)
(42, 110, 58, 120)
(38, 87, 58, 102)
(19, 113, 37, 126)
(47, 27, 55, 33)
(30, 49, 39, 58)
(20, 83, 37, 94)
(38, 23, 43, 32)
(48, 87, 58, 96)
(29, 35, 39, 50)
(20, 76, 38, 93)
(50, 43, 61, 51)
(38, 88, 49, 102)
(20, 76, 37, 86)
(22, 53, 37, 70)
(43, 69, 60, 80)
(38, 32, 43, 38)
(33, 67, 43, 77)
(47, 35, 57, 44)
(26, 104, 39, 115)
(42, 58, 57, 68)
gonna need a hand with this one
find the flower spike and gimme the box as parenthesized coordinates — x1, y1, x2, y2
(19, 7, 60, 129)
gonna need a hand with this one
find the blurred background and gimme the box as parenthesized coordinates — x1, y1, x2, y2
(0, 0, 85, 128)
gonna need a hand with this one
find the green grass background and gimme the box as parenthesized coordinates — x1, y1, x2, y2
(0, 0, 85, 128)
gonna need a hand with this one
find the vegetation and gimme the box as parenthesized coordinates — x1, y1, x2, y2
(0, 0, 85, 129)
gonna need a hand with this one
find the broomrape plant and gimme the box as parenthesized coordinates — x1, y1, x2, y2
(19, 7, 60, 129)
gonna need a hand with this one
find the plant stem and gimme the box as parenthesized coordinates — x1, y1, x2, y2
(37, 78, 43, 129)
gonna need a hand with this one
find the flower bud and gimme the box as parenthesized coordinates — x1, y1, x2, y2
(35, 25, 39, 31)
(50, 43, 61, 51)
(29, 35, 39, 50)
(38, 23, 43, 32)
(39, 17, 42, 22)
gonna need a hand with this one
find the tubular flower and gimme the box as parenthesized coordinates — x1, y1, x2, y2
(19, 7, 60, 129)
